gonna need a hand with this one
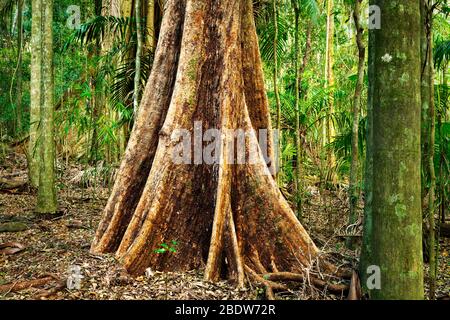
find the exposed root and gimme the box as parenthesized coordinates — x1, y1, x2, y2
(244, 265, 287, 300)
(0, 274, 59, 294)
(244, 266, 288, 291)
(265, 271, 349, 294)
(243, 266, 350, 299)
(265, 286, 275, 300)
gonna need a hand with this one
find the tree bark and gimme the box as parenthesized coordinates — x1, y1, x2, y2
(36, 0, 57, 214)
(91, 0, 326, 286)
(29, 0, 42, 188)
(369, 0, 424, 299)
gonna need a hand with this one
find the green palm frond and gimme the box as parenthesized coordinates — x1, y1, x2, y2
(256, 8, 290, 65)
(434, 39, 450, 69)
(109, 52, 154, 118)
(62, 15, 136, 52)
(297, 0, 320, 22)
(329, 115, 366, 158)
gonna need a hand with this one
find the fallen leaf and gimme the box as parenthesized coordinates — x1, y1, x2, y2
(0, 242, 26, 255)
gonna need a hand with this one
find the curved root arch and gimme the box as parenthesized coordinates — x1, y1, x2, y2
(91, 0, 340, 292)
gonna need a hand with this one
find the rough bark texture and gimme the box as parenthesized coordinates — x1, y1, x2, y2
(91, 0, 325, 286)
(91, 0, 184, 253)
(369, 0, 424, 299)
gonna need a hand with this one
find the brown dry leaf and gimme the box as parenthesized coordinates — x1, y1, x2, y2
(0, 242, 26, 255)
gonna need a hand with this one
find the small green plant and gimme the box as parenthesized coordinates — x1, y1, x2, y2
(153, 240, 178, 254)
(153, 240, 178, 300)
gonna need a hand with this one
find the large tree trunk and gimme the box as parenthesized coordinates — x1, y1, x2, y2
(365, 0, 424, 299)
(91, 0, 326, 286)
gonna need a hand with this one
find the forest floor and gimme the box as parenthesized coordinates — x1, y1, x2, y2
(0, 151, 449, 300)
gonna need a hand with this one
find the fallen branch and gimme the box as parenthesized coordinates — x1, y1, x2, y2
(0, 177, 27, 190)
(0, 276, 55, 294)
(263, 271, 349, 294)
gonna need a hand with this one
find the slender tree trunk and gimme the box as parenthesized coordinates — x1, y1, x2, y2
(89, 0, 103, 164)
(420, 0, 432, 207)
(369, 0, 424, 299)
(90, 0, 336, 287)
(273, 0, 281, 182)
(359, 15, 374, 291)
(29, 0, 42, 188)
(427, 51, 436, 300)
(347, 0, 365, 249)
(435, 66, 446, 290)
(293, 4, 300, 219)
(292, 4, 311, 220)
(144, 0, 156, 49)
(133, 0, 143, 116)
(15, 0, 24, 134)
(426, 1, 436, 299)
(324, 0, 336, 181)
(440, 65, 448, 224)
(36, 0, 57, 214)
(420, 0, 437, 299)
